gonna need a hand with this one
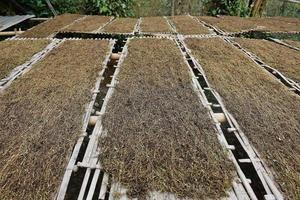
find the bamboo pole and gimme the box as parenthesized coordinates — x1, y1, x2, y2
(214, 113, 226, 123)
(0, 31, 24, 36)
(171, 0, 175, 16)
(110, 53, 120, 60)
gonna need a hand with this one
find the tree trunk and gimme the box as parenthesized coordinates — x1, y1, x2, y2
(250, 0, 267, 16)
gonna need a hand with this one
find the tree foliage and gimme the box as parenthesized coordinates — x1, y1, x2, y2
(204, 0, 249, 16)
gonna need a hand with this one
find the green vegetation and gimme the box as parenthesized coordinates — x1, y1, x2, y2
(4, 0, 134, 17)
(0, 0, 299, 17)
(82, 0, 134, 16)
(204, 0, 249, 16)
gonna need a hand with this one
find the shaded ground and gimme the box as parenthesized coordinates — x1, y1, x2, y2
(199, 16, 300, 33)
(283, 40, 300, 49)
(62, 15, 112, 33)
(170, 15, 210, 35)
(234, 38, 300, 83)
(102, 18, 138, 34)
(186, 37, 300, 200)
(0, 40, 49, 80)
(0, 40, 109, 199)
(18, 14, 83, 38)
(140, 17, 172, 33)
(99, 38, 234, 199)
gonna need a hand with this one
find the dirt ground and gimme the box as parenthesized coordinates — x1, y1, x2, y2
(169, 15, 210, 35)
(62, 15, 112, 33)
(283, 40, 300, 49)
(234, 38, 300, 83)
(186, 37, 300, 200)
(99, 38, 234, 199)
(102, 18, 138, 33)
(0, 40, 109, 199)
(0, 40, 49, 80)
(18, 14, 83, 38)
(140, 17, 173, 33)
(199, 16, 300, 33)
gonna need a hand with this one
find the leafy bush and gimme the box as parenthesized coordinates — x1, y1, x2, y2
(82, 0, 134, 16)
(204, 0, 249, 17)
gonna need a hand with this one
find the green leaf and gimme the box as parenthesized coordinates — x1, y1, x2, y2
(100, 5, 109, 13)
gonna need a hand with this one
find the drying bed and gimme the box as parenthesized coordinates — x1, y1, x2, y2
(99, 38, 234, 199)
(0, 39, 63, 91)
(253, 17, 300, 33)
(140, 17, 173, 33)
(102, 18, 138, 34)
(199, 16, 300, 34)
(0, 39, 49, 80)
(186, 37, 300, 200)
(283, 40, 300, 49)
(0, 40, 110, 200)
(234, 38, 300, 83)
(18, 14, 83, 38)
(199, 16, 259, 33)
(62, 15, 112, 33)
(267, 38, 300, 53)
(169, 15, 210, 35)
